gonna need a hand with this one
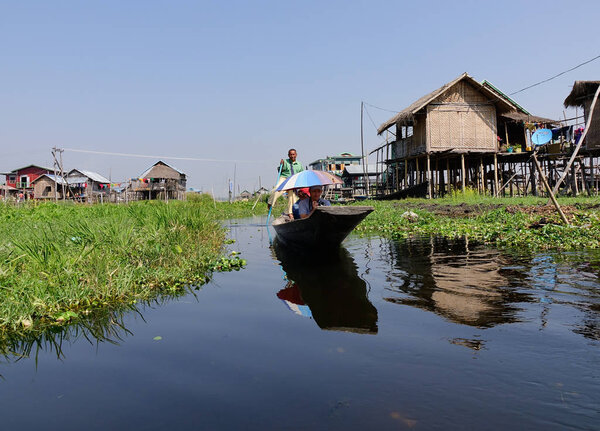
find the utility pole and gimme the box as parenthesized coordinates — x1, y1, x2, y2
(361, 101, 370, 197)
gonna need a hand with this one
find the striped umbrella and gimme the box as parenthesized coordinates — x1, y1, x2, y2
(275, 170, 342, 191)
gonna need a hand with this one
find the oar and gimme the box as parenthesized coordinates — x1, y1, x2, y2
(266, 162, 284, 226)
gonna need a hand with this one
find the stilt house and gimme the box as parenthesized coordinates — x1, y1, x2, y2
(375, 73, 557, 198)
(564, 81, 600, 149)
(132, 161, 187, 200)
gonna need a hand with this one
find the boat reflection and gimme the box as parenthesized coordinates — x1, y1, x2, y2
(384, 237, 533, 328)
(273, 239, 378, 334)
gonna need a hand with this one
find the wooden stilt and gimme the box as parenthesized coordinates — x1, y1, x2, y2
(461, 154, 466, 192)
(493, 153, 499, 196)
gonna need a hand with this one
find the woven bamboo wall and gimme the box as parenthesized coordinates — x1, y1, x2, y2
(584, 100, 600, 150)
(427, 105, 496, 152)
(434, 81, 489, 104)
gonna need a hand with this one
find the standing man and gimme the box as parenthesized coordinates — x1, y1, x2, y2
(268, 148, 304, 218)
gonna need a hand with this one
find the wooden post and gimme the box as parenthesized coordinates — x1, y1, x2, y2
(446, 158, 451, 195)
(395, 162, 399, 193)
(416, 157, 420, 186)
(533, 152, 569, 225)
(404, 158, 408, 188)
(426, 154, 431, 198)
(493, 153, 499, 197)
(504, 122, 510, 148)
(461, 154, 466, 191)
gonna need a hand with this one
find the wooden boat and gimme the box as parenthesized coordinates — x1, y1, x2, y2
(272, 205, 374, 248)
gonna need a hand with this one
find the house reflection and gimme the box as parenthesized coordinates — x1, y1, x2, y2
(273, 240, 378, 334)
(384, 237, 533, 328)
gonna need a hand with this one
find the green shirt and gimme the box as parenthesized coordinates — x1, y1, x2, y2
(280, 159, 304, 178)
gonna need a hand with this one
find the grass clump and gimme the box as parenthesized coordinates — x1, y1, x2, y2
(0, 199, 265, 334)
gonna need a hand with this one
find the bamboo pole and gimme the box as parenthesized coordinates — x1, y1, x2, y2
(533, 152, 569, 225)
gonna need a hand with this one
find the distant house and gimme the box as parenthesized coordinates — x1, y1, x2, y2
(31, 169, 110, 200)
(66, 169, 111, 200)
(4, 164, 53, 199)
(564, 81, 600, 150)
(238, 190, 252, 200)
(309, 152, 362, 177)
(254, 186, 269, 196)
(0, 184, 18, 200)
(31, 174, 67, 200)
(132, 161, 187, 200)
(342, 164, 384, 195)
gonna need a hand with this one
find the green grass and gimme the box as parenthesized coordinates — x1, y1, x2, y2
(0, 197, 267, 335)
(354, 195, 600, 251)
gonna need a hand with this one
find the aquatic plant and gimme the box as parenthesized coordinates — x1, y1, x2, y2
(355, 196, 600, 251)
(0, 199, 262, 334)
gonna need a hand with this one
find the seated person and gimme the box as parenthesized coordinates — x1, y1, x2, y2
(292, 188, 310, 220)
(298, 185, 330, 219)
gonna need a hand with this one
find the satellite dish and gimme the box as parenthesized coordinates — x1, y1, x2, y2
(531, 129, 553, 146)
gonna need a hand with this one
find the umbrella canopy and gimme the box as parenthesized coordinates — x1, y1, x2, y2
(275, 170, 342, 191)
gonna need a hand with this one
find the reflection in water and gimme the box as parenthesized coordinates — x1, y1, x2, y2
(273, 240, 378, 334)
(0, 295, 178, 365)
(384, 237, 534, 328)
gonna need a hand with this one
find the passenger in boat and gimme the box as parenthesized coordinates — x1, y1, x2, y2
(291, 188, 310, 220)
(298, 186, 330, 219)
(267, 148, 304, 218)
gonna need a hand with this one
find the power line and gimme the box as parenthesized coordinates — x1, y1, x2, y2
(63, 148, 267, 164)
(509, 54, 600, 96)
(364, 54, 600, 118)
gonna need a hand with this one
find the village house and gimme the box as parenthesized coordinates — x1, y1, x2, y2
(31, 169, 110, 201)
(564, 81, 600, 150)
(309, 152, 362, 177)
(131, 161, 187, 201)
(374, 72, 557, 198)
(4, 164, 53, 199)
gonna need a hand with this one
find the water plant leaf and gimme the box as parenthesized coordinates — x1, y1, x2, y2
(153, 336, 162, 341)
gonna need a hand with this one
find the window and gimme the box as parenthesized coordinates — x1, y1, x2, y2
(20, 175, 29, 187)
(43, 186, 52, 196)
(8, 175, 16, 183)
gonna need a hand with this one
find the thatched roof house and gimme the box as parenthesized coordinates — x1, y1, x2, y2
(377, 73, 552, 159)
(564, 81, 600, 150)
(133, 161, 187, 200)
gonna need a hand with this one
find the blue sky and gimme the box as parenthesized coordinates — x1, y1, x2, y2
(2, 0, 599, 197)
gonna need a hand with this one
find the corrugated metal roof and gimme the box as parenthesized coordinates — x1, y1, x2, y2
(344, 164, 383, 175)
(68, 169, 110, 183)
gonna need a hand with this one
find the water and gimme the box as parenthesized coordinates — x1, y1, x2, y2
(1, 216, 599, 430)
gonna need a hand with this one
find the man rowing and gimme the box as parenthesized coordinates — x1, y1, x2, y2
(268, 148, 304, 218)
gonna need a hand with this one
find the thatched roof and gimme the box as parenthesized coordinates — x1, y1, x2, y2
(564, 81, 600, 107)
(377, 73, 515, 135)
(139, 161, 185, 180)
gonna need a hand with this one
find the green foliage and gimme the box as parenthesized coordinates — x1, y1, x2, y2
(355, 196, 600, 251)
(0, 199, 261, 333)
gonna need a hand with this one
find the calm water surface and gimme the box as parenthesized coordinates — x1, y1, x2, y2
(1, 216, 599, 430)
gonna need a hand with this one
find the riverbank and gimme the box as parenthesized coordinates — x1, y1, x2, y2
(355, 195, 600, 250)
(0, 196, 266, 334)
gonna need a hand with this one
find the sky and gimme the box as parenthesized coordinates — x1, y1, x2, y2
(2, 0, 599, 197)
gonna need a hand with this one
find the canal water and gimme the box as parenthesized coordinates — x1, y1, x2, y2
(1, 216, 599, 430)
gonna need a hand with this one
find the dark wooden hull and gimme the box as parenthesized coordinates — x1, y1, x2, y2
(272, 206, 374, 248)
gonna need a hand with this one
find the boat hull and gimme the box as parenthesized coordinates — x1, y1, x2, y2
(272, 205, 374, 249)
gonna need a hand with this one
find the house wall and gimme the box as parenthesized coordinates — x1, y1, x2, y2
(6, 166, 51, 188)
(426, 80, 497, 153)
(583, 99, 600, 150)
(33, 177, 63, 199)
